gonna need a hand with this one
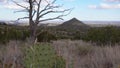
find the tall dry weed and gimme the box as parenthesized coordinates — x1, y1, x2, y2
(52, 40, 120, 68)
(2, 40, 23, 68)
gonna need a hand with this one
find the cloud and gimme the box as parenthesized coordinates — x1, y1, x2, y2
(3, 2, 29, 9)
(0, 0, 2, 1)
(63, 0, 75, 1)
(4, 4, 22, 9)
(1, 0, 74, 10)
(89, 3, 120, 9)
(88, 5, 97, 9)
(0, 0, 8, 3)
(100, 3, 120, 9)
(1, 0, 53, 10)
(2, 0, 61, 10)
(88, 0, 120, 9)
(104, 0, 120, 2)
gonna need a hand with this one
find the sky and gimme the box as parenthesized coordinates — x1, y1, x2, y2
(0, 0, 120, 21)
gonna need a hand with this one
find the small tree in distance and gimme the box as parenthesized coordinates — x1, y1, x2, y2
(13, 0, 72, 44)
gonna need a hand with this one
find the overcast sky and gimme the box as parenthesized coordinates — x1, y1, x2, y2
(0, 0, 120, 21)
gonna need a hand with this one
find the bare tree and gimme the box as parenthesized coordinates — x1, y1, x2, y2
(13, 0, 71, 44)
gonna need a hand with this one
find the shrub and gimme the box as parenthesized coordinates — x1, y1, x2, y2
(78, 45, 93, 56)
(0, 27, 30, 44)
(37, 30, 57, 42)
(52, 56, 66, 68)
(83, 26, 120, 45)
(23, 43, 66, 68)
(72, 31, 83, 40)
(0, 27, 9, 44)
(7, 28, 30, 41)
(23, 43, 56, 68)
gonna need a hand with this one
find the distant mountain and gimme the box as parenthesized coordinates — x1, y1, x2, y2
(84, 21, 120, 25)
(60, 18, 86, 26)
(57, 18, 90, 31)
(0, 21, 7, 25)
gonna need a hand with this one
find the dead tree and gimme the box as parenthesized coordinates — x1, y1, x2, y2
(13, 0, 71, 44)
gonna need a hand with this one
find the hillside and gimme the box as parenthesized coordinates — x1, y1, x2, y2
(57, 18, 90, 31)
(45, 18, 91, 39)
(0, 21, 7, 25)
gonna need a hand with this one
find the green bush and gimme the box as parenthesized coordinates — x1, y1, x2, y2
(52, 56, 66, 68)
(72, 31, 83, 40)
(23, 43, 56, 68)
(83, 26, 120, 45)
(37, 30, 57, 42)
(23, 43, 66, 68)
(0, 27, 9, 44)
(0, 27, 30, 44)
(7, 28, 30, 41)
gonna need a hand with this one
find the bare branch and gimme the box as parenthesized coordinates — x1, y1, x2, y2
(38, 11, 53, 18)
(38, 8, 72, 20)
(38, 4, 50, 14)
(32, 10, 36, 18)
(17, 17, 29, 21)
(38, 4, 64, 18)
(14, 17, 29, 24)
(33, 0, 38, 4)
(38, 15, 65, 23)
(44, 0, 50, 4)
(36, 0, 42, 21)
(38, 8, 72, 23)
(51, 0, 57, 4)
(38, 0, 57, 15)
(14, 9, 29, 13)
(12, 1, 29, 10)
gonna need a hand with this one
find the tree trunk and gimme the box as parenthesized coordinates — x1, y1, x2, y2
(28, 0, 37, 44)
(29, 23, 37, 44)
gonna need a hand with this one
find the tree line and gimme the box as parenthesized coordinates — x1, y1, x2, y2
(1, 25, 120, 45)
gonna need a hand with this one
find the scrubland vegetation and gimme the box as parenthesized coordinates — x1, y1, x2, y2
(0, 0, 119, 67)
(52, 40, 120, 68)
(1, 24, 120, 68)
(0, 41, 66, 68)
(83, 26, 120, 45)
(1, 25, 120, 45)
(1, 40, 120, 68)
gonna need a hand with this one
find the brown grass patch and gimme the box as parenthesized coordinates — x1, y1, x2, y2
(52, 40, 120, 68)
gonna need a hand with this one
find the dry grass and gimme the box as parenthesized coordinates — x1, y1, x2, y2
(52, 40, 120, 68)
(0, 40, 120, 68)
(0, 40, 23, 68)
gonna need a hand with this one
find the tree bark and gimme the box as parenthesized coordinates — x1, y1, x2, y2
(29, 24, 36, 44)
(28, 0, 36, 44)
